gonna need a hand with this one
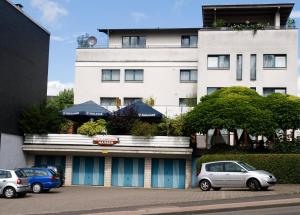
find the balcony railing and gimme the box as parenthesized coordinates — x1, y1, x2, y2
(77, 44, 198, 49)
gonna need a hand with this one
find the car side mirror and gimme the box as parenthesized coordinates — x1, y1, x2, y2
(241, 169, 247, 173)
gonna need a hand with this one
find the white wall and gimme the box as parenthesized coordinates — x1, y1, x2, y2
(197, 29, 298, 98)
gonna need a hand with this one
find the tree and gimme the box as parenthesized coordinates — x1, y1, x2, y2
(77, 119, 107, 136)
(47, 89, 74, 110)
(184, 87, 276, 146)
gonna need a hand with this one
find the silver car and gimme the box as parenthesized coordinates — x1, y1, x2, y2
(0, 169, 31, 198)
(197, 161, 276, 191)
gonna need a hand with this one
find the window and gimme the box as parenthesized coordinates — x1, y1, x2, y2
(206, 162, 224, 172)
(224, 162, 243, 172)
(263, 88, 286, 96)
(34, 170, 48, 176)
(207, 55, 230, 69)
(125, 69, 143, 82)
(102, 69, 120, 81)
(236, 54, 243, 80)
(250, 54, 257, 80)
(179, 98, 197, 107)
(181, 35, 198, 47)
(250, 87, 256, 91)
(122, 36, 146, 48)
(180, 70, 197, 82)
(124, 97, 142, 106)
(0, 170, 12, 178)
(100, 97, 116, 106)
(263, 54, 287, 68)
(15, 170, 26, 178)
(22, 169, 35, 176)
(207, 87, 222, 95)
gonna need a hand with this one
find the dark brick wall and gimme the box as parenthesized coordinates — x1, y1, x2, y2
(0, 1, 49, 134)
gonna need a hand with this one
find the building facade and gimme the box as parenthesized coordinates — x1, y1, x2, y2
(0, 1, 49, 169)
(74, 3, 298, 117)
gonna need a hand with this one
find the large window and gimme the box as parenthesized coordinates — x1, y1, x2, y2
(207, 87, 222, 95)
(263, 88, 286, 96)
(125, 69, 143, 82)
(122, 36, 146, 48)
(236, 54, 243, 80)
(263, 54, 287, 68)
(250, 54, 257, 80)
(100, 97, 116, 106)
(179, 98, 197, 107)
(180, 70, 197, 82)
(206, 162, 224, 172)
(124, 97, 142, 106)
(181, 35, 198, 47)
(102, 69, 120, 82)
(207, 55, 230, 69)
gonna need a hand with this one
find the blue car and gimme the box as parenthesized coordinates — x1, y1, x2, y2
(18, 168, 60, 193)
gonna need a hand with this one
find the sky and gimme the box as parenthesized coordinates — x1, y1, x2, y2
(11, 0, 300, 95)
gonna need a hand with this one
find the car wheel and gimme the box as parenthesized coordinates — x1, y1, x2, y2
(248, 179, 260, 191)
(199, 179, 211, 191)
(212, 187, 221, 191)
(4, 187, 16, 198)
(261, 187, 269, 191)
(32, 183, 42, 193)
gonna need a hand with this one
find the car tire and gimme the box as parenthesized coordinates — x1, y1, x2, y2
(3, 187, 16, 198)
(212, 187, 221, 191)
(199, 179, 211, 191)
(32, 183, 43, 193)
(261, 187, 269, 191)
(248, 179, 260, 191)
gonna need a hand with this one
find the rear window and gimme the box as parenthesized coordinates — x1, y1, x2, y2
(15, 170, 27, 178)
(48, 169, 58, 176)
(205, 163, 224, 172)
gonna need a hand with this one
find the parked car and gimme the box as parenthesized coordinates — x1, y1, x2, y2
(18, 168, 60, 193)
(197, 161, 276, 191)
(32, 165, 65, 187)
(0, 169, 30, 198)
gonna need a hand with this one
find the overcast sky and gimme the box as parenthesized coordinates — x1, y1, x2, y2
(12, 0, 300, 95)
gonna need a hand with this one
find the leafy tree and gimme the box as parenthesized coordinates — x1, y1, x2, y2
(19, 103, 63, 134)
(77, 119, 107, 136)
(47, 89, 74, 110)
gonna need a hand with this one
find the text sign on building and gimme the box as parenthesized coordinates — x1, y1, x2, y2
(93, 135, 119, 146)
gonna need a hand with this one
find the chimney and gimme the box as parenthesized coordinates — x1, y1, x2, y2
(15, 3, 23, 11)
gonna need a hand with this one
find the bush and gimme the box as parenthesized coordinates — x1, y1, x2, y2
(77, 119, 106, 136)
(130, 120, 158, 137)
(157, 116, 188, 136)
(197, 154, 300, 184)
(270, 140, 300, 153)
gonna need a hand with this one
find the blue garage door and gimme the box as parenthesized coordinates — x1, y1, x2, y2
(111, 158, 144, 187)
(35, 155, 66, 171)
(72, 156, 104, 186)
(151, 158, 185, 189)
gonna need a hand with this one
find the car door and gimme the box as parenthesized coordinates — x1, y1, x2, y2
(0, 170, 7, 192)
(205, 162, 226, 187)
(223, 162, 247, 187)
(34, 169, 49, 187)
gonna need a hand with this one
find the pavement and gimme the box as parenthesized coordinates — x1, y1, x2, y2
(0, 184, 299, 215)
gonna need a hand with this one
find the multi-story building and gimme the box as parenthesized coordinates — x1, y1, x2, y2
(75, 3, 298, 117)
(0, 1, 49, 169)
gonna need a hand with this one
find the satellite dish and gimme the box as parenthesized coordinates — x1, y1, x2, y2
(87, 36, 97, 47)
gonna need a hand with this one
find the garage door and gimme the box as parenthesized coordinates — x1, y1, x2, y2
(72, 156, 104, 186)
(151, 158, 185, 189)
(35, 155, 66, 170)
(111, 158, 144, 187)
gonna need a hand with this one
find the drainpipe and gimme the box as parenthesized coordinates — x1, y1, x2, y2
(275, 7, 280, 29)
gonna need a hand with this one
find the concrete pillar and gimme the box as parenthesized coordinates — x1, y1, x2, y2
(104, 156, 112, 187)
(275, 9, 280, 29)
(185, 159, 192, 189)
(26, 154, 35, 167)
(64, 155, 73, 186)
(144, 157, 152, 188)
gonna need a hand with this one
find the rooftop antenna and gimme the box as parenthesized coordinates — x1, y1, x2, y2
(87, 36, 97, 47)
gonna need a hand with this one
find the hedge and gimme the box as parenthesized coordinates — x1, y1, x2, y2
(196, 154, 300, 184)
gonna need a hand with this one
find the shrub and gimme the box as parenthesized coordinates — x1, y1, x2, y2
(77, 119, 106, 136)
(196, 154, 300, 184)
(130, 120, 158, 137)
(157, 116, 188, 136)
(270, 140, 300, 153)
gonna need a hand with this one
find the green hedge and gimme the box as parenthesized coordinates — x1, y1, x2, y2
(196, 154, 300, 184)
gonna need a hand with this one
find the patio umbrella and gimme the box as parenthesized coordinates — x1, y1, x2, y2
(115, 101, 163, 119)
(61, 100, 111, 122)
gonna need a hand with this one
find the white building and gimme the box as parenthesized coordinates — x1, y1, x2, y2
(75, 3, 298, 117)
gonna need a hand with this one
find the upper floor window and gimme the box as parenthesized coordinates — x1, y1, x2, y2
(179, 98, 197, 107)
(102, 69, 120, 82)
(125, 69, 143, 82)
(181, 35, 198, 47)
(263, 54, 287, 68)
(263, 88, 286, 96)
(180, 70, 197, 82)
(122, 36, 146, 48)
(207, 55, 230, 69)
(207, 87, 222, 95)
(100, 97, 116, 106)
(124, 97, 142, 106)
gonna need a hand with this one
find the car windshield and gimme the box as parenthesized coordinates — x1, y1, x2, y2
(237, 162, 256, 171)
